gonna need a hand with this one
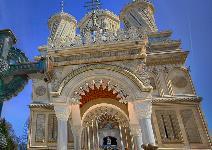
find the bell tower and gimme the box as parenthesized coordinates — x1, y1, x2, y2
(120, 0, 157, 32)
(48, 1, 77, 42)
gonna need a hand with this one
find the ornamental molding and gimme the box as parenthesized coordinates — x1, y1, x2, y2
(146, 51, 188, 66)
(47, 27, 147, 50)
(69, 78, 130, 105)
(29, 103, 54, 109)
(54, 104, 71, 121)
(146, 64, 183, 75)
(52, 48, 146, 66)
(152, 96, 201, 104)
(51, 64, 152, 97)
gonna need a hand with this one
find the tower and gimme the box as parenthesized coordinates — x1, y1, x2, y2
(78, 9, 120, 33)
(120, 0, 157, 32)
(48, 11, 77, 42)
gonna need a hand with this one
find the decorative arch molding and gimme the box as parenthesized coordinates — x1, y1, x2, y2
(81, 103, 130, 128)
(51, 64, 153, 103)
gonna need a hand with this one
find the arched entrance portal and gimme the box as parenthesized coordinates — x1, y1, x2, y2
(81, 104, 134, 150)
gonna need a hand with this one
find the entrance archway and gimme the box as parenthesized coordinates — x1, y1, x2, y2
(81, 104, 134, 150)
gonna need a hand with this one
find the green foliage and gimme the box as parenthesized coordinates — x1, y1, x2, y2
(0, 118, 18, 150)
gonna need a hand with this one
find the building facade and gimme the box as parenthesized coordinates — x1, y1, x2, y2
(28, 0, 212, 150)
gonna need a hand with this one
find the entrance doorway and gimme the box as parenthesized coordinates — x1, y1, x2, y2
(81, 104, 134, 150)
(103, 136, 118, 150)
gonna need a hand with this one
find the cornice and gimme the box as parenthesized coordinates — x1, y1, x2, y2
(152, 96, 201, 104)
(29, 103, 54, 109)
(146, 51, 188, 66)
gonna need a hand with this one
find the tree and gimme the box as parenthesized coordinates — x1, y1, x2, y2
(17, 118, 29, 150)
(0, 118, 18, 150)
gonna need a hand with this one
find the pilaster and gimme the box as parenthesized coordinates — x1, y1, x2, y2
(133, 100, 156, 145)
(54, 104, 71, 150)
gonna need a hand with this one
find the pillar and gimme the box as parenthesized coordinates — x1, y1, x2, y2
(71, 104, 82, 150)
(54, 104, 71, 150)
(130, 124, 143, 150)
(71, 125, 82, 150)
(128, 102, 144, 149)
(134, 100, 156, 145)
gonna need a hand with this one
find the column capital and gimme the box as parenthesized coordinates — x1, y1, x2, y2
(133, 100, 152, 119)
(54, 104, 71, 121)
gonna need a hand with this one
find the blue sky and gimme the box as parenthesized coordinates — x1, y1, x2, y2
(0, 0, 212, 137)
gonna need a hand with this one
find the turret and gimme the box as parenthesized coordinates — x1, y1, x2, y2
(48, 12, 77, 42)
(120, 0, 157, 32)
(79, 9, 120, 33)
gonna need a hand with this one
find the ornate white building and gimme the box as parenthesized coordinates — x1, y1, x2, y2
(28, 0, 212, 150)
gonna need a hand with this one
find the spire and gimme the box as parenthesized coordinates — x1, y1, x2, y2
(84, 0, 102, 12)
(84, 0, 102, 32)
(48, 0, 77, 42)
(61, 0, 64, 12)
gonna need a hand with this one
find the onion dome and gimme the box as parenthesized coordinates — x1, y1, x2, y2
(48, 12, 77, 41)
(120, 0, 158, 32)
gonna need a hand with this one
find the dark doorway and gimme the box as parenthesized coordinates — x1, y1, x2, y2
(103, 136, 118, 150)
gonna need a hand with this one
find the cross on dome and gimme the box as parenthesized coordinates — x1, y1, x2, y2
(61, 0, 64, 12)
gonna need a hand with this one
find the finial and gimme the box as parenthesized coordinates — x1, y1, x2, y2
(84, 0, 102, 12)
(61, 0, 64, 12)
(84, 0, 102, 31)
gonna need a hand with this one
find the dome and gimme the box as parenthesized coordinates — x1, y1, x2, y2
(78, 9, 120, 33)
(48, 12, 77, 41)
(120, 0, 157, 32)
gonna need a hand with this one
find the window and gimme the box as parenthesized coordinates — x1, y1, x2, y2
(180, 109, 202, 143)
(156, 110, 182, 143)
(48, 114, 57, 142)
(35, 114, 46, 142)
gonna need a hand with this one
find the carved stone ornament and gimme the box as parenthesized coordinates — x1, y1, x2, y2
(35, 86, 47, 96)
(172, 76, 188, 88)
(54, 105, 70, 121)
(134, 100, 152, 119)
(48, 27, 146, 50)
(70, 79, 129, 105)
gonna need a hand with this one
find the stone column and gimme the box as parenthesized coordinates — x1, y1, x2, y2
(134, 100, 156, 145)
(71, 104, 82, 150)
(128, 102, 144, 149)
(71, 125, 82, 150)
(130, 124, 143, 150)
(54, 104, 71, 150)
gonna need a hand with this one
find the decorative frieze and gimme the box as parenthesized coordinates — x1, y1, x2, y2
(47, 27, 146, 50)
(70, 79, 129, 105)
(54, 105, 71, 121)
(53, 49, 142, 64)
(51, 64, 152, 94)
